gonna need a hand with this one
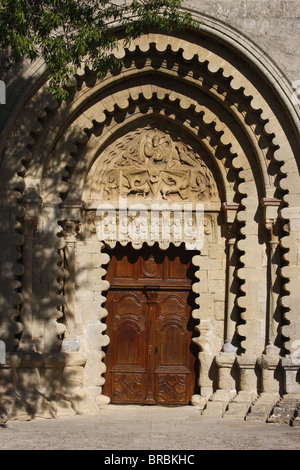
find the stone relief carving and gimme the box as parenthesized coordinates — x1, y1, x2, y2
(83, 127, 220, 248)
(84, 208, 217, 250)
(85, 127, 219, 203)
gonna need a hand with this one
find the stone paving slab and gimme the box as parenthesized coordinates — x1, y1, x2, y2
(1, 405, 300, 451)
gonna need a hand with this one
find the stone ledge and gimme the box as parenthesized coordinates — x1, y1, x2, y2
(0, 351, 87, 369)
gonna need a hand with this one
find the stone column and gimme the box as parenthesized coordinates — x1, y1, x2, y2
(236, 355, 258, 399)
(204, 225, 238, 414)
(61, 201, 84, 341)
(262, 203, 281, 353)
(201, 204, 239, 415)
(62, 219, 80, 338)
(259, 198, 281, 395)
(222, 203, 239, 352)
(19, 195, 42, 352)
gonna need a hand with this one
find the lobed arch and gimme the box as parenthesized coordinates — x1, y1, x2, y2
(28, 33, 283, 214)
(8, 30, 292, 342)
(0, 15, 299, 418)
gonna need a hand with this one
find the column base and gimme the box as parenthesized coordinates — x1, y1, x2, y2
(202, 389, 236, 416)
(224, 355, 259, 419)
(281, 356, 300, 395)
(267, 393, 300, 424)
(258, 353, 280, 394)
(246, 392, 280, 421)
(190, 394, 207, 411)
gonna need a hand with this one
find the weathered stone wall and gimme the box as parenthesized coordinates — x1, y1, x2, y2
(0, 3, 299, 424)
(185, 0, 300, 83)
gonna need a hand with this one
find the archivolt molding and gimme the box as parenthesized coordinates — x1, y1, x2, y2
(0, 29, 298, 354)
(68, 91, 240, 204)
(17, 32, 283, 201)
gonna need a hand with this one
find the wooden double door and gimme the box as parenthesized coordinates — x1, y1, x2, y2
(102, 244, 198, 405)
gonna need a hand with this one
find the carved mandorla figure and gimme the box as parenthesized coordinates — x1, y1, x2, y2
(85, 125, 219, 203)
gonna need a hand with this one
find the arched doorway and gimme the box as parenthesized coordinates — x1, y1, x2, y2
(102, 243, 199, 405)
(0, 16, 299, 421)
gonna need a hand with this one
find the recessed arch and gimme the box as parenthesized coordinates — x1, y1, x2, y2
(35, 34, 283, 210)
(0, 15, 299, 420)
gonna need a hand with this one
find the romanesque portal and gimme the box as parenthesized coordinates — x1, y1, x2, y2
(0, 24, 299, 423)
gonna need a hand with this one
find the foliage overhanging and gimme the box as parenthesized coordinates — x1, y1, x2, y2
(0, 0, 195, 99)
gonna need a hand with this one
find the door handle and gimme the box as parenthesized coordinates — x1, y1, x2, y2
(155, 347, 158, 354)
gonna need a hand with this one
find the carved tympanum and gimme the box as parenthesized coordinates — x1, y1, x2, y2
(84, 127, 219, 203)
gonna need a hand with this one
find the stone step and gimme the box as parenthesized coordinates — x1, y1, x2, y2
(247, 394, 280, 422)
(223, 392, 256, 419)
(223, 401, 251, 419)
(202, 400, 227, 416)
(291, 405, 300, 427)
(268, 395, 300, 425)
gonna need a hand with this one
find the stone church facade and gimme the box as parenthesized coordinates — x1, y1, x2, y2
(0, 1, 299, 423)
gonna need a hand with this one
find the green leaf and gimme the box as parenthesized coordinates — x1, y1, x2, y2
(0, 0, 197, 100)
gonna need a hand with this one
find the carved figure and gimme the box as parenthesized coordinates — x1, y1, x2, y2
(85, 126, 218, 202)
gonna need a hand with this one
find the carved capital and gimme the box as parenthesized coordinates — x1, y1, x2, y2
(222, 202, 239, 224)
(60, 200, 85, 225)
(265, 219, 279, 243)
(62, 219, 81, 241)
(260, 198, 281, 243)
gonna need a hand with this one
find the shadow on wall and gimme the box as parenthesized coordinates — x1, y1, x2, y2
(0, 87, 95, 421)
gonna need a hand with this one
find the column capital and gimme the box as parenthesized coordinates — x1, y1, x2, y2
(222, 202, 239, 223)
(62, 219, 81, 241)
(260, 197, 281, 241)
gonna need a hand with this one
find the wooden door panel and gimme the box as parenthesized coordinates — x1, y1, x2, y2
(106, 244, 195, 288)
(103, 244, 197, 405)
(115, 255, 135, 280)
(140, 255, 163, 280)
(106, 248, 138, 284)
(156, 373, 188, 405)
(168, 254, 189, 282)
(153, 291, 192, 404)
(103, 291, 147, 403)
(111, 293, 146, 366)
(160, 324, 187, 366)
(155, 293, 189, 367)
(112, 371, 146, 404)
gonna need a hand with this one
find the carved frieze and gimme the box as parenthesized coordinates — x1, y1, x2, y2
(84, 127, 219, 204)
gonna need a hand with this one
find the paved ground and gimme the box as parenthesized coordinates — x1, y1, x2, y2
(0, 405, 299, 451)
